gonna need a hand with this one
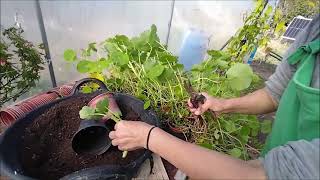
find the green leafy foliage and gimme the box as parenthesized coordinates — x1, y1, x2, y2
(147, 64, 164, 79)
(109, 51, 129, 67)
(225, 121, 237, 133)
(79, 106, 97, 119)
(81, 85, 93, 93)
(77, 60, 94, 73)
(144, 100, 151, 110)
(79, 98, 110, 120)
(96, 98, 109, 114)
(65, 24, 267, 160)
(0, 27, 45, 107)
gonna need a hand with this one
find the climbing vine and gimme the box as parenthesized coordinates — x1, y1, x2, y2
(227, 0, 286, 62)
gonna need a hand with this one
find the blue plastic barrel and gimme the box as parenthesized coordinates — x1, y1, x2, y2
(247, 46, 258, 65)
(178, 28, 209, 70)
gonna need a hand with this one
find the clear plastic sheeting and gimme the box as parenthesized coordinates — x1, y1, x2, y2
(167, 1, 254, 55)
(39, 1, 172, 85)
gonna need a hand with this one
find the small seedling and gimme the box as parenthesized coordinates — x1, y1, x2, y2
(79, 98, 127, 158)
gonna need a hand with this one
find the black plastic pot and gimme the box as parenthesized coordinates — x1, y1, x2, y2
(72, 120, 112, 155)
(0, 78, 160, 179)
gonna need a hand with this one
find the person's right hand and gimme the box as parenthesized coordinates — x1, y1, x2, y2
(109, 120, 153, 151)
(188, 92, 226, 116)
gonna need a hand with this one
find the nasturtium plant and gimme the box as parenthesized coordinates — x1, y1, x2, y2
(77, 59, 110, 73)
(65, 21, 268, 160)
(96, 98, 109, 114)
(109, 51, 129, 67)
(147, 64, 165, 79)
(77, 60, 95, 73)
(79, 106, 97, 120)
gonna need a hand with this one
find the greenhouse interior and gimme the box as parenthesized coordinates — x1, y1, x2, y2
(1, 0, 319, 179)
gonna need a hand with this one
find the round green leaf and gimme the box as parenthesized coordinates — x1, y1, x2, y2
(95, 58, 110, 72)
(77, 60, 94, 73)
(147, 64, 164, 78)
(64, 49, 77, 62)
(79, 106, 96, 119)
(226, 63, 253, 91)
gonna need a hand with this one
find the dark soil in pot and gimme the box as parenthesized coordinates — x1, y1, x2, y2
(20, 94, 145, 180)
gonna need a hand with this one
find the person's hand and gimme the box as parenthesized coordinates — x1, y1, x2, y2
(109, 121, 153, 151)
(188, 92, 225, 115)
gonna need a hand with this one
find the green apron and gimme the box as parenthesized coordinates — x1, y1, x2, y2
(262, 39, 320, 155)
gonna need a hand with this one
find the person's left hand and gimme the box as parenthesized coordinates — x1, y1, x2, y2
(109, 120, 153, 151)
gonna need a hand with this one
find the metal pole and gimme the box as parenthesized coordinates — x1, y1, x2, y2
(35, 0, 57, 87)
(165, 0, 175, 46)
(219, 36, 232, 50)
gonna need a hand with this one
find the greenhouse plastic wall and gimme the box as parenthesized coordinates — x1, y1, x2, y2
(1, 0, 259, 106)
(167, 1, 254, 68)
(38, 1, 173, 85)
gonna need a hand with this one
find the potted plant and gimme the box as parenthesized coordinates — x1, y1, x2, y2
(0, 78, 160, 179)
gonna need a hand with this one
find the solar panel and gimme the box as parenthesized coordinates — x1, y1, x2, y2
(282, 16, 312, 42)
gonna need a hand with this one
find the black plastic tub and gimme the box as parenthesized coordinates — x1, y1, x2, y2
(0, 78, 160, 179)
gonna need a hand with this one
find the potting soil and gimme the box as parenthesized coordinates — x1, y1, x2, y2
(20, 94, 145, 179)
